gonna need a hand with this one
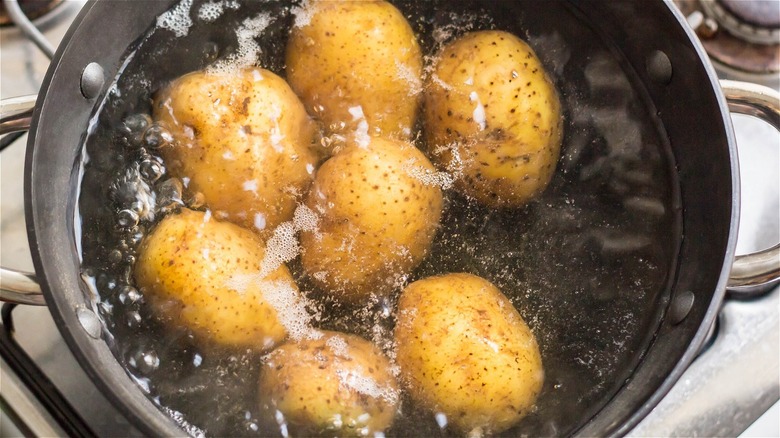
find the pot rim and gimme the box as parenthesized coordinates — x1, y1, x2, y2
(22, 1, 741, 436)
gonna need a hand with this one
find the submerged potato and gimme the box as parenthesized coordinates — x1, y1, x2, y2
(424, 30, 563, 207)
(134, 208, 296, 350)
(286, 0, 423, 147)
(300, 137, 443, 303)
(153, 67, 318, 234)
(394, 273, 544, 435)
(259, 330, 399, 436)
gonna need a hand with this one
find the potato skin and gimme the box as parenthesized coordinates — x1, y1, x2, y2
(286, 0, 422, 145)
(300, 137, 443, 303)
(424, 30, 563, 208)
(134, 208, 293, 350)
(153, 67, 318, 234)
(259, 330, 399, 436)
(394, 273, 544, 435)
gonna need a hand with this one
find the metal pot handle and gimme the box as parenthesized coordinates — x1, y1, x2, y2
(0, 95, 44, 306)
(720, 80, 780, 297)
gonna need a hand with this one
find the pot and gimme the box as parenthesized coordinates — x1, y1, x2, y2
(0, 0, 778, 436)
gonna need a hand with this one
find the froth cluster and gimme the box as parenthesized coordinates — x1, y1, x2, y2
(208, 13, 273, 75)
(197, 0, 240, 23)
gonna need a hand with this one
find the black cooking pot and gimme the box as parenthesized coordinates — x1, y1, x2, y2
(1, 0, 779, 436)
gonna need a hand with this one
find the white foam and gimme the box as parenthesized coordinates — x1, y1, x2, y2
(208, 13, 273, 74)
(291, 0, 314, 28)
(292, 203, 319, 233)
(260, 280, 319, 341)
(242, 179, 258, 194)
(335, 368, 399, 405)
(161, 406, 206, 438)
(348, 105, 365, 120)
(156, 0, 194, 38)
(260, 222, 299, 277)
(395, 60, 422, 96)
(325, 335, 349, 358)
(354, 119, 370, 148)
(403, 158, 454, 189)
(430, 73, 453, 91)
(254, 212, 266, 231)
(197, 0, 240, 23)
(469, 91, 486, 130)
(435, 412, 448, 428)
(270, 129, 285, 152)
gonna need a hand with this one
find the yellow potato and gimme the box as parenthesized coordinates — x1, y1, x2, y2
(300, 137, 443, 303)
(153, 67, 318, 234)
(259, 330, 399, 436)
(394, 273, 544, 435)
(134, 208, 297, 350)
(286, 0, 423, 147)
(424, 30, 563, 208)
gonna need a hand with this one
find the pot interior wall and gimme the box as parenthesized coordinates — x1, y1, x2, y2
(27, 1, 733, 437)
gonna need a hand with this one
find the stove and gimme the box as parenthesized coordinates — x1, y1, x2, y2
(1, 1, 778, 436)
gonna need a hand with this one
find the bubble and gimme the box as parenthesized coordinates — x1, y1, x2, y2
(156, 178, 184, 214)
(126, 310, 143, 328)
(188, 191, 206, 209)
(120, 113, 151, 145)
(129, 348, 161, 374)
(110, 165, 156, 221)
(108, 249, 123, 264)
(128, 229, 145, 247)
(119, 285, 143, 307)
(202, 41, 220, 63)
(142, 123, 173, 149)
(117, 209, 140, 228)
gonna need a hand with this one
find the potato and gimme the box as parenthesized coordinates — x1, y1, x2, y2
(259, 330, 399, 436)
(424, 30, 563, 208)
(300, 137, 443, 303)
(135, 208, 301, 350)
(394, 273, 544, 435)
(153, 67, 318, 234)
(286, 0, 423, 147)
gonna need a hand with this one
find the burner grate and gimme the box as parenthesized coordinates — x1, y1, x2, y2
(0, 0, 64, 27)
(0, 303, 95, 437)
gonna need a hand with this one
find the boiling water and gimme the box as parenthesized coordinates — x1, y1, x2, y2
(76, 1, 680, 436)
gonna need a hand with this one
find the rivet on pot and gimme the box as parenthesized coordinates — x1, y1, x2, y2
(80, 62, 105, 99)
(669, 290, 695, 325)
(77, 307, 102, 339)
(646, 50, 673, 85)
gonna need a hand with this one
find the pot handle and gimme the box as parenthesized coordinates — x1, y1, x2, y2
(0, 95, 45, 306)
(720, 80, 780, 297)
